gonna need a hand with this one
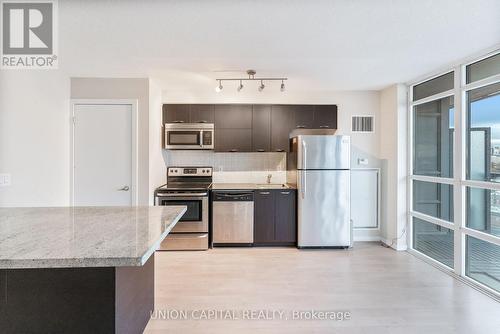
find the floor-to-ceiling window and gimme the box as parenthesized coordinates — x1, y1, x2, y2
(409, 51, 500, 295)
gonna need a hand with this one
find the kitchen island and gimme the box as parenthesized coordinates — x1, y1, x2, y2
(0, 206, 186, 334)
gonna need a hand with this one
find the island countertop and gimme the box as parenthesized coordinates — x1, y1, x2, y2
(0, 206, 186, 269)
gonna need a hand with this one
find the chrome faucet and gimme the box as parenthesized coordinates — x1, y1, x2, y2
(266, 174, 272, 184)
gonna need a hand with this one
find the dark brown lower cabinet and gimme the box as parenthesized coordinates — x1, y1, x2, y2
(254, 189, 296, 245)
(274, 190, 297, 243)
(254, 191, 275, 242)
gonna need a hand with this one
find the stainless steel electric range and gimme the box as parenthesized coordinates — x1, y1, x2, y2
(154, 166, 212, 250)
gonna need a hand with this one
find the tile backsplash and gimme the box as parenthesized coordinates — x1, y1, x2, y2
(163, 151, 287, 183)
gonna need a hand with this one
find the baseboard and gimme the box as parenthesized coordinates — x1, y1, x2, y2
(380, 238, 407, 251)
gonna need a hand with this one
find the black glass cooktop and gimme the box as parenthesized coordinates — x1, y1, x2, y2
(156, 182, 212, 192)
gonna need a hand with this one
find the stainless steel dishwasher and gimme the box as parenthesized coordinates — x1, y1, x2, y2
(212, 191, 254, 246)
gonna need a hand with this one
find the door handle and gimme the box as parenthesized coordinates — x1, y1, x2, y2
(118, 186, 130, 191)
(301, 140, 307, 170)
(301, 173, 305, 199)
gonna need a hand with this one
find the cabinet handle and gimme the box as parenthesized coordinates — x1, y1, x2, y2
(280, 191, 290, 195)
(296, 125, 306, 129)
(259, 191, 270, 195)
(172, 120, 184, 123)
(319, 125, 329, 128)
(275, 149, 285, 152)
(256, 149, 265, 152)
(229, 149, 238, 152)
(197, 120, 207, 123)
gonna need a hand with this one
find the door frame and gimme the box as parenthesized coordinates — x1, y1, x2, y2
(70, 99, 139, 206)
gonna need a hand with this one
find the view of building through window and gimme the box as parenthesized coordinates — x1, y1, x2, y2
(410, 52, 500, 293)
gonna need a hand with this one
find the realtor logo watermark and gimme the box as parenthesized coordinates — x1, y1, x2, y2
(1, 0, 58, 69)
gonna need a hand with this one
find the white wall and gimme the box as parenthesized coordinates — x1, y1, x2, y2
(148, 79, 166, 205)
(0, 75, 163, 207)
(379, 84, 408, 250)
(0, 71, 70, 207)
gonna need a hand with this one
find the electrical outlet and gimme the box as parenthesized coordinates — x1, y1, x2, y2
(0, 173, 11, 187)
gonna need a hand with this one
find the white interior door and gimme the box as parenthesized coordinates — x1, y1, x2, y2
(73, 103, 134, 206)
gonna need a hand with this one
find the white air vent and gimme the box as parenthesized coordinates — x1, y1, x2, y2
(351, 116, 374, 133)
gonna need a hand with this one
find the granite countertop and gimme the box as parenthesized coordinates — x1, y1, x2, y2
(0, 206, 186, 269)
(210, 183, 296, 190)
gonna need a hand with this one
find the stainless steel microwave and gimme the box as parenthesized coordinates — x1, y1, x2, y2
(164, 123, 214, 150)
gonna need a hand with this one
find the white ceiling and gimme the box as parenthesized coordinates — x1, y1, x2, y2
(61, 0, 500, 93)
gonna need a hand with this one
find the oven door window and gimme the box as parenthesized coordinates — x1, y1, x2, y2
(161, 199, 202, 222)
(167, 131, 200, 146)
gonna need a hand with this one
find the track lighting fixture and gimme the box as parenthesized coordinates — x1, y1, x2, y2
(215, 70, 287, 93)
(215, 80, 223, 93)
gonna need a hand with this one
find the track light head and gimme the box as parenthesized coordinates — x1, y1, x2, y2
(280, 81, 285, 92)
(215, 80, 223, 93)
(237, 80, 243, 92)
(258, 80, 265, 92)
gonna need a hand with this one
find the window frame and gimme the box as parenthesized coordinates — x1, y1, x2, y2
(408, 48, 500, 298)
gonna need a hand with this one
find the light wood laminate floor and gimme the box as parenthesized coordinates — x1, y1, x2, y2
(144, 242, 500, 334)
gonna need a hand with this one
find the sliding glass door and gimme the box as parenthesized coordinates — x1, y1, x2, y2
(409, 51, 500, 295)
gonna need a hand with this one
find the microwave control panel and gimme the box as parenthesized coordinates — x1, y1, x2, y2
(202, 131, 212, 145)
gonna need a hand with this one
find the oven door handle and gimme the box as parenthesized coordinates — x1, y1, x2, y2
(156, 192, 208, 197)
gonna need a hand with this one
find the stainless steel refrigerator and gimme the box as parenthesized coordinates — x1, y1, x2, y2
(288, 135, 351, 248)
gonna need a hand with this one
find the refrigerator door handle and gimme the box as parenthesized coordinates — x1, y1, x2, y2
(301, 141, 307, 199)
(301, 171, 306, 199)
(301, 140, 307, 170)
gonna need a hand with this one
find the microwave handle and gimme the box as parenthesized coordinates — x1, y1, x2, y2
(199, 130, 203, 147)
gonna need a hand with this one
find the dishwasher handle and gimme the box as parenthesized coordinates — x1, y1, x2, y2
(213, 192, 254, 201)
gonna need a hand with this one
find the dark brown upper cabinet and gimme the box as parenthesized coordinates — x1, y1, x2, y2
(313, 105, 337, 129)
(252, 105, 271, 152)
(163, 103, 337, 153)
(271, 105, 295, 153)
(190, 104, 214, 123)
(215, 104, 252, 129)
(163, 104, 190, 123)
(293, 105, 314, 129)
(214, 104, 253, 152)
(215, 129, 252, 152)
